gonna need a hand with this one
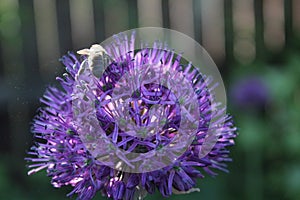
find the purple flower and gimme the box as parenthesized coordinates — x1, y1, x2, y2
(26, 32, 237, 200)
(231, 76, 269, 109)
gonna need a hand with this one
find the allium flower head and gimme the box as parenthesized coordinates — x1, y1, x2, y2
(26, 28, 237, 200)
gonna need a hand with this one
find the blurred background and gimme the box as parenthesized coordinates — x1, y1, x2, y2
(0, 0, 300, 199)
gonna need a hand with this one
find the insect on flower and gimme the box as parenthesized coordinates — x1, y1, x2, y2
(26, 28, 237, 200)
(77, 44, 111, 78)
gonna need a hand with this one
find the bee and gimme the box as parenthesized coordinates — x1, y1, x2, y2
(77, 44, 111, 78)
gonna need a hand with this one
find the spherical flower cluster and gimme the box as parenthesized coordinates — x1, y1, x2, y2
(26, 32, 237, 200)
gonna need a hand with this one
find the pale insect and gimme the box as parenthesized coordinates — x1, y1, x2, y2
(77, 44, 110, 78)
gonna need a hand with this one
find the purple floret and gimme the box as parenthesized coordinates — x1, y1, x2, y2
(231, 76, 269, 109)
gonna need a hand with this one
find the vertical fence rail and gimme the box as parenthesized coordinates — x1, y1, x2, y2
(293, 0, 300, 40)
(255, 0, 265, 60)
(285, 0, 293, 47)
(193, 0, 202, 44)
(162, 0, 170, 28)
(224, 0, 234, 69)
(128, 0, 138, 29)
(93, 0, 105, 43)
(56, 0, 73, 55)
(137, 0, 163, 27)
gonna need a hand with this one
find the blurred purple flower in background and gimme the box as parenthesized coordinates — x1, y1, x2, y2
(26, 32, 237, 200)
(231, 76, 269, 110)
